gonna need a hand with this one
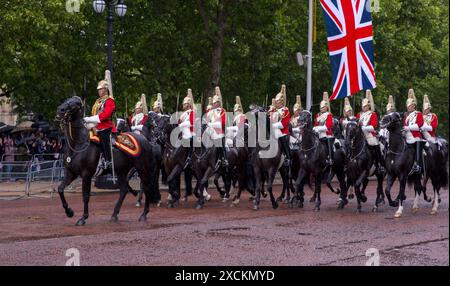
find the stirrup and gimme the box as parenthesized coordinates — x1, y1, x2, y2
(283, 159, 291, 167)
(408, 164, 421, 176)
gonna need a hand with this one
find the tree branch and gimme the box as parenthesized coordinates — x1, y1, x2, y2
(197, 0, 216, 42)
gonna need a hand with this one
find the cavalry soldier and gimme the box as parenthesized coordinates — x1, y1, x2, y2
(379, 95, 396, 145)
(179, 89, 196, 168)
(340, 97, 355, 137)
(356, 90, 384, 174)
(313, 92, 334, 166)
(290, 95, 302, 144)
(206, 86, 228, 168)
(271, 84, 291, 167)
(129, 94, 148, 135)
(84, 78, 116, 170)
(421, 94, 439, 147)
(227, 96, 247, 136)
(206, 97, 213, 113)
(153, 93, 164, 114)
(403, 89, 424, 175)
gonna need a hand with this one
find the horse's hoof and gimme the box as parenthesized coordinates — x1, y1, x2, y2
(66, 208, 74, 218)
(135, 202, 141, 207)
(361, 195, 368, 203)
(75, 218, 85, 226)
(222, 198, 229, 203)
(430, 209, 437, 215)
(138, 215, 147, 222)
(272, 202, 279, 209)
(298, 202, 304, 208)
(348, 194, 355, 200)
(314, 206, 320, 212)
(253, 205, 259, 211)
(412, 207, 419, 214)
(204, 194, 211, 201)
(394, 212, 402, 218)
(372, 207, 378, 213)
(110, 216, 118, 223)
(195, 204, 203, 210)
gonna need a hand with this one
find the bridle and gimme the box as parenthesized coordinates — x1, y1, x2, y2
(57, 99, 90, 154)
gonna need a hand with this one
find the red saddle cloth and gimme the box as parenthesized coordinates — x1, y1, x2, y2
(90, 132, 142, 157)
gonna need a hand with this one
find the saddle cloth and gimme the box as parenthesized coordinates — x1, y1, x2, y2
(90, 131, 142, 157)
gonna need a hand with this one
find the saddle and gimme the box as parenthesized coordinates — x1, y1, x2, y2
(89, 131, 142, 157)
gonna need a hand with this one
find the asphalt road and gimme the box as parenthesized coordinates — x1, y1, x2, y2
(0, 181, 448, 266)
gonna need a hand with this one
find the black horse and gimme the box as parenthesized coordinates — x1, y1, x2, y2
(156, 115, 193, 208)
(380, 112, 425, 218)
(343, 120, 385, 212)
(55, 96, 158, 225)
(291, 110, 330, 211)
(421, 139, 448, 214)
(248, 105, 290, 211)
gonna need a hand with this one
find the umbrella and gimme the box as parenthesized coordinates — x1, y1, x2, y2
(11, 121, 36, 133)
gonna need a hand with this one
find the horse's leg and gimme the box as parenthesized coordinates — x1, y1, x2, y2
(355, 184, 362, 213)
(291, 168, 306, 208)
(313, 173, 322, 211)
(276, 166, 287, 202)
(268, 168, 278, 209)
(430, 185, 440, 215)
(373, 173, 385, 212)
(183, 168, 193, 201)
(75, 176, 92, 226)
(360, 176, 369, 203)
(422, 173, 432, 203)
(110, 173, 129, 222)
(138, 173, 154, 222)
(253, 167, 262, 211)
(222, 172, 232, 202)
(412, 176, 422, 213)
(394, 177, 407, 218)
(337, 172, 348, 209)
(57, 170, 76, 218)
(213, 172, 223, 197)
(384, 174, 398, 207)
(197, 167, 212, 209)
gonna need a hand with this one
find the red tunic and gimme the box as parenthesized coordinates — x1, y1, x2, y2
(314, 112, 333, 136)
(97, 97, 117, 132)
(424, 113, 438, 138)
(403, 111, 424, 139)
(179, 110, 195, 133)
(128, 114, 148, 127)
(271, 107, 291, 136)
(356, 111, 378, 136)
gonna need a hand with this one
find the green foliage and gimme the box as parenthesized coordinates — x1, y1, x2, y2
(0, 0, 448, 137)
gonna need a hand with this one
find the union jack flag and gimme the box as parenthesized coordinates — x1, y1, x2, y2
(319, 0, 376, 100)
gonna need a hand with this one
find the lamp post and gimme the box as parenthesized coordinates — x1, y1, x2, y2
(92, 0, 127, 80)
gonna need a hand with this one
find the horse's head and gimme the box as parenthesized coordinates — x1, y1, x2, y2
(56, 96, 83, 122)
(332, 117, 343, 139)
(380, 112, 402, 132)
(298, 110, 312, 129)
(345, 119, 359, 142)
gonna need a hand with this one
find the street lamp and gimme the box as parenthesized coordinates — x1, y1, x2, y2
(92, 0, 127, 80)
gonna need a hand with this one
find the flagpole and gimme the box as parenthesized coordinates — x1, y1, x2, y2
(306, 0, 313, 111)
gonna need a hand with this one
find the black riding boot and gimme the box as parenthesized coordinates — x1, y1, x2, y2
(98, 128, 112, 169)
(279, 136, 291, 166)
(410, 141, 423, 175)
(326, 138, 334, 166)
(221, 137, 229, 168)
(375, 144, 385, 174)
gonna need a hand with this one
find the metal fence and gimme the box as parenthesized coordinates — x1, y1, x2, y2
(0, 153, 65, 200)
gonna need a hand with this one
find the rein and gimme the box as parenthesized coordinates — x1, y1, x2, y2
(60, 116, 90, 154)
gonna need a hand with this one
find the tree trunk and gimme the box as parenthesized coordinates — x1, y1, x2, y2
(197, 0, 229, 109)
